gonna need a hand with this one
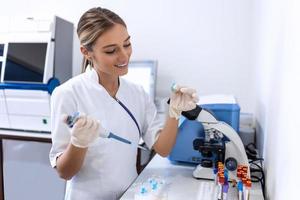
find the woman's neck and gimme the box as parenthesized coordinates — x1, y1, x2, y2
(97, 71, 119, 98)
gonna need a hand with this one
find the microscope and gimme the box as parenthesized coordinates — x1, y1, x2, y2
(180, 105, 250, 180)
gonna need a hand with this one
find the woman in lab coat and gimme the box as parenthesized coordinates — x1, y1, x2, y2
(49, 7, 198, 200)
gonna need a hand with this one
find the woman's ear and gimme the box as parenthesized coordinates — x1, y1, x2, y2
(80, 46, 92, 60)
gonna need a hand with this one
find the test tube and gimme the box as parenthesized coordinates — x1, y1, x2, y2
(218, 174, 225, 200)
(238, 181, 243, 200)
(222, 182, 229, 200)
(244, 178, 252, 200)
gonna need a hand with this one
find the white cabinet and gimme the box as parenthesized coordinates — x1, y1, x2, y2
(3, 139, 65, 200)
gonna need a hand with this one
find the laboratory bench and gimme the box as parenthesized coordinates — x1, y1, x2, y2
(120, 155, 264, 200)
(0, 129, 264, 200)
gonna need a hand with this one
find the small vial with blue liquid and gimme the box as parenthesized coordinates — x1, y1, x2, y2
(134, 175, 168, 200)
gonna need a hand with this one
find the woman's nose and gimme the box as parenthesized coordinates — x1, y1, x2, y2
(118, 48, 129, 63)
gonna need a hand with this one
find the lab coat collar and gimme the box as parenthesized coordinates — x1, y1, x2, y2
(85, 65, 124, 99)
(85, 65, 99, 83)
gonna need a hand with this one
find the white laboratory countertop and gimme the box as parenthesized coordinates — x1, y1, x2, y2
(120, 155, 264, 200)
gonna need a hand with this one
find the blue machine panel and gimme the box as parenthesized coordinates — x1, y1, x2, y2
(169, 103, 240, 164)
(202, 104, 240, 132)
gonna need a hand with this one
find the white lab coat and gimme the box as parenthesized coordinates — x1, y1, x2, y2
(49, 67, 163, 200)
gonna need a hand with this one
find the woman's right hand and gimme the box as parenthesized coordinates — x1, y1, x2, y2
(67, 114, 100, 148)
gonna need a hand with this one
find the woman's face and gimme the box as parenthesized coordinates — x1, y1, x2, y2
(88, 24, 132, 78)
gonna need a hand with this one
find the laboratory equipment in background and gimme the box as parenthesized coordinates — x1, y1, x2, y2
(123, 60, 157, 102)
(169, 95, 240, 165)
(239, 113, 255, 145)
(0, 16, 73, 132)
(168, 95, 250, 180)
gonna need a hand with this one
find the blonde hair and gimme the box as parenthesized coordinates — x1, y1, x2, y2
(77, 7, 126, 73)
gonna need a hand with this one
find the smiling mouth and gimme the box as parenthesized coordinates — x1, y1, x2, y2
(114, 63, 128, 68)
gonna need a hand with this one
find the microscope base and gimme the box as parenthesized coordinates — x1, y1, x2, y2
(192, 165, 214, 180)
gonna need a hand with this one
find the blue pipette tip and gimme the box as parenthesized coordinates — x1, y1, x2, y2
(108, 133, 148, 151)
(108, 133, 132, 144)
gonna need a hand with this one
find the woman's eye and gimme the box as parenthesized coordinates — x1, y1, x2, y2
(124, 43, 131, 48)
(105, 49, 116, 54)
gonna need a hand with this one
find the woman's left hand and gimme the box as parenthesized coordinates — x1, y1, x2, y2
(169, 85, 199, 119)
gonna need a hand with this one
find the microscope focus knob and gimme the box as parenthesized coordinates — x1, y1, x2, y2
(225, 157, 238, 171)
(201, 159, 213, 168)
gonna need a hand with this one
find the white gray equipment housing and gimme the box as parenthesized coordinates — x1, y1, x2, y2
(0, 16, 73, 132)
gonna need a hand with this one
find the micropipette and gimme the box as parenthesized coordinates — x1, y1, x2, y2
(65, 112, 149, 151)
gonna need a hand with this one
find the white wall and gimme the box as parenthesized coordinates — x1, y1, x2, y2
(1, 0, 256, 113)
(254, 0, 300, 199)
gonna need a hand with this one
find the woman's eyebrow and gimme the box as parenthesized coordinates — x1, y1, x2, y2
(102, 36, 131, 49)
(124, 36, 131, 42)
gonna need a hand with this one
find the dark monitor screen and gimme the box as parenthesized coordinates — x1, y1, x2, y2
(4, 43, 47, 83)
(0, 44, 4, 79)
(0, 44, 4, 56)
